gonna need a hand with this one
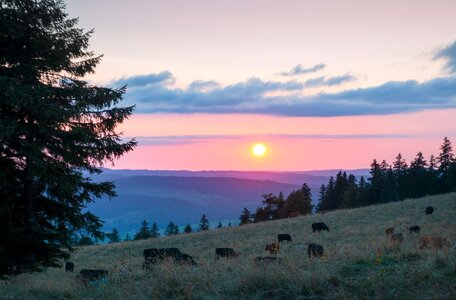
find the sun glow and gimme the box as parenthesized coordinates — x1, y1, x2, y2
(252, 143, 267, 156)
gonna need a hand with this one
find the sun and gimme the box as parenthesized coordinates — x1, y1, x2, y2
(252, 143, 267, 156)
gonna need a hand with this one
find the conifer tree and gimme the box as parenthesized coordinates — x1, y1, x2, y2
(199, 214, 210, 231)
(165, 221, 179, 236)
(134, 220, 152, 240)
(0, 0, 136, 276)
(283, 183, 313, 216)
(107, 228, 121, 243)
(151, 222, 160, 238)
(409, 152, 428, 198)
(393, 153, 409, 200)
(239, 207, 252, 225)
(437, 137, 455, 192)
(184, 224, 192, 234)
(124, 234, 132, 242)
(217, 222, 223, 229)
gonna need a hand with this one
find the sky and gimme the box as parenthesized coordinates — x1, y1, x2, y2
(66, 0, 456, 171)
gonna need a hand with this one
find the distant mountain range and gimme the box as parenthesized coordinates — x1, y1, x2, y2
(88, 168, 369, 236)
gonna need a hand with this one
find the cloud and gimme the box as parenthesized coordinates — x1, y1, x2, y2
(278, 63, 326, 76)
(127, 134, 412, 146)
(304, 74, 357, 87)
(115, 71, 456, 117)
(111, 71, 174, 88)
(434, 40, 456, 74)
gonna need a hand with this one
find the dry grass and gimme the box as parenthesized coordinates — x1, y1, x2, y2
(1, 193, 456, 299)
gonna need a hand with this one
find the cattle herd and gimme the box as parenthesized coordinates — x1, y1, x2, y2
(66, 205, 450, 284)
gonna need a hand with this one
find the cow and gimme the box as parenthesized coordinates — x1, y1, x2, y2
(385, 227, 395, 235)
(419, 236, 450, 250)
(312, 222, 330, 232)
(254, 256, 283, 265)
(77, 269, 108, 285)
(142, 248, 197, 269)
(409, 225, 420, 234)
(265, 242, 280, 255)
(278, 234, 292, 243)
(425, 206, 434, 215)
(65, 261, 74, 272)
(215, 248, 239, 259)
(307, 243, 324, 258)
(288, 211, 301, 218)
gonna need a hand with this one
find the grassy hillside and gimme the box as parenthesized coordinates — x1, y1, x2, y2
(2, 193, 456, 299)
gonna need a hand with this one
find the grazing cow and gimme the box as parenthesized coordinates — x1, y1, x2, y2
(391, 233, 404, 243)
(265, 242, 280, 255)
(385, 227, 395, 235)
(425, 206, 434, 215)
(278, 234, 292, 243)
(142, 248, 197, 269)
(419, 236, 450, 250)
(65, 261, 74, 272)
(409, 225, 420, 234)
(215, 248, 239, 259)
(312, 222, 330, 232)
(77, 269, 108, 284)
(288, 211, 301, 218)
(307, 243, 324, 258)
(254, 256, 282, 265)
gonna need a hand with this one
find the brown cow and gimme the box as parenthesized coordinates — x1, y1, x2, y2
(288, 211, 301, 218)
(265, 242, 279, 255)
(385, 227, 395, 235)
(419, 236, 450, 250)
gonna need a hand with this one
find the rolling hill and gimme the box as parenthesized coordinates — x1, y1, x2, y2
(3, 193, 455, 299)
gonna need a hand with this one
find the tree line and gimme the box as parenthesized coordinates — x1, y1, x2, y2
(239, 183, 313, 225)
(316, 137, 456, 212)
(75, 214, 233, 245)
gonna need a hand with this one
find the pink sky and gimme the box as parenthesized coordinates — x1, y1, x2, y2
(65, 0, 456, 171)
(111, 109, 456, 170)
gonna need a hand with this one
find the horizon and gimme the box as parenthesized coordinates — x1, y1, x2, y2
(66, 0, 456, 171)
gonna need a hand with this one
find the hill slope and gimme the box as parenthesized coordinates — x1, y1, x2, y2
(2, 193, 456, 299)
(88, 176, 300, 234)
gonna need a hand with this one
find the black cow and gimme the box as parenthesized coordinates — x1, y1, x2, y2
(142, 248, 197, 269)
(254, 256, 283, 264)
(425, 206, 434, 215)
(65, 261, 74, 272)
(307, 243, 324, 258)
(391, 233, 404, 242)
(278, 234, 292, 243)
(312, 222, 330, 232)
(215, 248, 239, 259)
(409, 225, 420, 234)
(77, 269, 108, 284)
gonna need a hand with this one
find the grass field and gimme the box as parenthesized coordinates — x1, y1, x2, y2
(1, 193, 456, 299)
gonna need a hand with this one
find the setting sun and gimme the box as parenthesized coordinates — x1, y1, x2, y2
(252, 143, 267, 156)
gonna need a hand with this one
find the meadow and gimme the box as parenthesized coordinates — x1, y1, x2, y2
(1, 193, 455, 299)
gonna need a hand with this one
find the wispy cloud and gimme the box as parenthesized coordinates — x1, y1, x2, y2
(127, 134, 412, 146)
(304, 74, 357, 87)
(434, 40, 456, 74)
(111, 71, 174, 88)
(278, 63, 326, 76)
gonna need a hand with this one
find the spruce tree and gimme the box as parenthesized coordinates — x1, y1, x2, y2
(0, 0, 136, 276)
(150, 222, 160, 238)
(134, 220, 152, 240)
(199, 214, 210, 231)
(239, 207, 252, 225)
(409, 152, 428, 198)
(184, 224, 192, 234)
(217, 222, 223, 229)
(107, 228, 121, 243)
(165, 222, 179, 235)
(437, 137, 455, 192)
(393, 153, 409, 200)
